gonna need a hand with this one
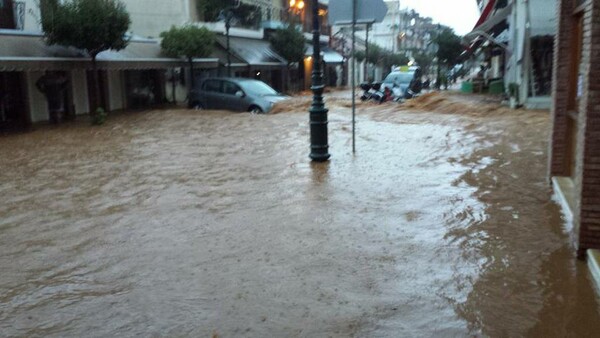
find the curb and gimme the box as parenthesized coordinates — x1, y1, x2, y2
(588, 249, 600, 295)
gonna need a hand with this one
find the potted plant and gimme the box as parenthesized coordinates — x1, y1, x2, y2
(508, 83, 519, 109)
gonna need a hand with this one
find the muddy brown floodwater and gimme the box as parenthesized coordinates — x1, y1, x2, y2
(1, 92, 599, 337)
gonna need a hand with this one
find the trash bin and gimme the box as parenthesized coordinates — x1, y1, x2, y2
(488, 80, 504, 94)
(461, 81, 473, 93)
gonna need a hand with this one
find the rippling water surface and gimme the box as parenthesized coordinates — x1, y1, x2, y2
(1, 92, 599, 337)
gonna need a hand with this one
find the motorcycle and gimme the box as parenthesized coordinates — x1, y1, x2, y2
(359, 82, 385, 103)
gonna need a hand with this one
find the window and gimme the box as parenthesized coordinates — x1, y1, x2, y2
(203, 80, 221, 93)
(223, 81, 241, 95)
(0, 0, 15, 29)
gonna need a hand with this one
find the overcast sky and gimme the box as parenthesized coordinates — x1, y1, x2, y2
(399, 0, 481, 35)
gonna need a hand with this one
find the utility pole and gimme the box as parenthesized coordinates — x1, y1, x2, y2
(365, 23, 370, 82)
(219, 0, 241, 77)
(226, 13, 232, 77)
(351, 0, 357, 154)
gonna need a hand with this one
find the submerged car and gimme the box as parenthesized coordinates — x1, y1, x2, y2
(188, 78, 289, 114)
(381, 69, 422, 99)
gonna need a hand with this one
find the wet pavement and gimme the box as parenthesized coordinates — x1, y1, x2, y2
(1, 91, 599, 337)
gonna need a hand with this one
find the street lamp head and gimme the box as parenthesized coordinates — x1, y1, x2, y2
(290, 0, 305, 10)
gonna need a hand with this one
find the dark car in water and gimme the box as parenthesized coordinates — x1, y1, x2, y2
(188, 78, 289, 114)
(381, 69, 422, 99)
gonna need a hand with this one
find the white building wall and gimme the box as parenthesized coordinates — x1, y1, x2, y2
(26, 72, 48, 123)
(16, 0, 195, 37)
(370, 0, 400, 52)
(107, 70, 125, 111)
(505, 0, 526, 103)
(71, 70, 89, 115)
(18, 0, 42, 32)
(529, 0, 557, 36)
(122, 0, 193, 38)
(505, 0, 557, 103)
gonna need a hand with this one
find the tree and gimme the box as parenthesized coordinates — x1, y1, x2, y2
(160, 25, 215, 90)
(197, 0, 228, 22)
(432, 27, 462, 89)
(41, 0, 130, 119)
(433, 28, 463, 67)
(269, 25, 306, 67)
(196, 0, 261, 28)
(382, 53, 410, 72)
(366, 43, 384, 65)
(269, 25, 306, 91)
(354, 50, 366, 62)
(354, 45, 409, 81)
(413, 51, 434, 74)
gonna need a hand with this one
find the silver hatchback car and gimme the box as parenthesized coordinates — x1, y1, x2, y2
(188, 77, 289, 113)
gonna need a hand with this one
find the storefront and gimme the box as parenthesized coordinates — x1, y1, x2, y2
(463, 0, 556, 106)
(216, 35, 287, 92)
(550, 0, 600, 261)
(304, 44, 344, 89)
(0, 31, 218, 125)
(0, 71, 28, 131)
(124, 70, 165, 109)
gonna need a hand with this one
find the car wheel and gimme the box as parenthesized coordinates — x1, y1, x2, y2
(190, 102, 203, 110)
(249, 106, 263, 114)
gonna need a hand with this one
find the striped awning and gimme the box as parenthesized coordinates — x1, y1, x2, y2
(215, 35, 287, 68)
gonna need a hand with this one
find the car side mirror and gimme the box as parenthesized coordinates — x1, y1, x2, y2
(235, 91, 245, 98)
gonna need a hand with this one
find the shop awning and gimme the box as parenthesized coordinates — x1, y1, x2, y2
(0, 32, 219, 72)
(463, 3, 512, 43)
(215, 35, 287, 67)
(461, 2, 512, 60)
(473, 0, 498, 29)
(211, 44, 248, 68)
(305, 44, 345, 64)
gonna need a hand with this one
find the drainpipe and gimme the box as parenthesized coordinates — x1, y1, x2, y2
(511, 0, 519, 102)
(184, 0, 190, 22)
(523, 0, 532, 102)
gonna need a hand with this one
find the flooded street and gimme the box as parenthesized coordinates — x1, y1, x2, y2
(1, 92, 599, 337)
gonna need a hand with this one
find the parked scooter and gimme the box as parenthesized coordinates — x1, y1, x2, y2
(360, 82, 385, 103)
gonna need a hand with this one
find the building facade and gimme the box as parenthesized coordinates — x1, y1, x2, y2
(549, 0, 600, 262)
(370, 0, 401, 53)
(0, 0, 217, 129)
(124, 0, 197, 38)
(466, 0, 557, 107)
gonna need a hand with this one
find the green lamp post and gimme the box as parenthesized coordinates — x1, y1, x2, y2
(308, 0, 330, 162)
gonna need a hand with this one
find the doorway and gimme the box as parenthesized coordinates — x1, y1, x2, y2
(0, 71, 29, 131)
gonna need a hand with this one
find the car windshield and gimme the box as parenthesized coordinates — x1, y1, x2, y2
(239, 80, 278, 96)
(383, 72, 415, 84)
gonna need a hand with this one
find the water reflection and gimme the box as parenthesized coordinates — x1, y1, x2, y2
(310, 161, 330, 184)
